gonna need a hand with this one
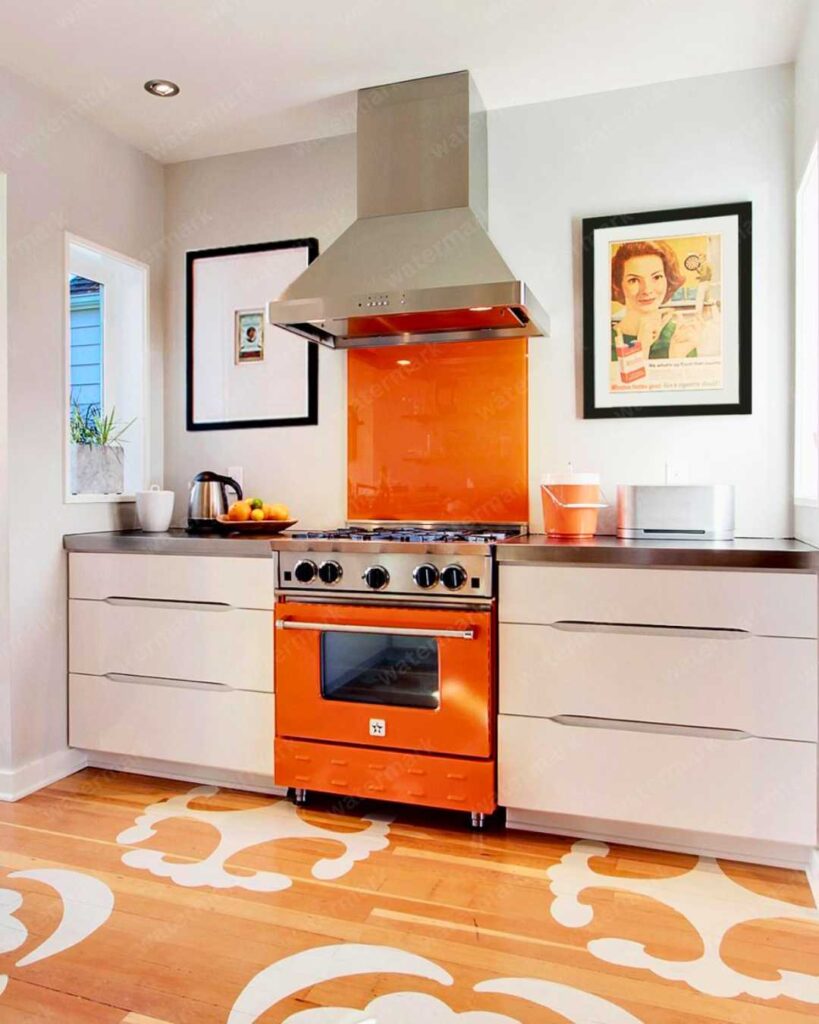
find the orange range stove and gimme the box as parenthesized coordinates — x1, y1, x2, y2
(273, 529, 513, 827)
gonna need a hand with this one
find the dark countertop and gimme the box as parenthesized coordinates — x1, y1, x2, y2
(63, 528, 276, 558)
(497, 535, 819, 571)
(64, 529, 819, 571)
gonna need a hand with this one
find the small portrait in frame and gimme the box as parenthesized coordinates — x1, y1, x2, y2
(235, 309, 265, 364)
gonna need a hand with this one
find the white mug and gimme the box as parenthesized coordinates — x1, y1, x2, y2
(136, 485, 175, 532)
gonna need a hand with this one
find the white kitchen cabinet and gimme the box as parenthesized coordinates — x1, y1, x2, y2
(67, 552, 277, 776)
(500, 564, 817, 638)
(500, 622, 817, 741)
(70, 674, 274, 775)
(69, 552, 274, 610)
(498, 563, 819, 852)
(498, 715, 817, 846)
(70, 599, 273, 693)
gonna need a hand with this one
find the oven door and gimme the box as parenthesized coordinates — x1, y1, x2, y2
(275, 601, 493, 757)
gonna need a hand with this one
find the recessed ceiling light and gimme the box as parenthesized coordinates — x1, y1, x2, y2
(396, 359, 412, 366)
(144, 79, 180, 98)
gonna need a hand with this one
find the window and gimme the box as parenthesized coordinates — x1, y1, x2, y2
(69, 275, 104, 419)
(795, 145, 819, 509)
(65, 236, 149, 502)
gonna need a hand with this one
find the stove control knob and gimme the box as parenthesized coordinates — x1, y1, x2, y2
(293, 559, 318, 584)
(441, 564, 468, 591)
(413, 563, 439, 589)
(363, 565, 390, 591)
(318, 560, 343, 585)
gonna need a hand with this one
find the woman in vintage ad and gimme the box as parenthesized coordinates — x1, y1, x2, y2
(609, 238, 722, 389)
(611, 241, 694, 357)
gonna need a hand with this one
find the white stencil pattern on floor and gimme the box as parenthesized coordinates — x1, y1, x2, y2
(547, 839, 819, 1002)
(117, 786, 391, 891)
(227, 942, 645, 1023)
(0, 869, 113, 997)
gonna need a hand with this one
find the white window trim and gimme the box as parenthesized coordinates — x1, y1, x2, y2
(794, 143, 819, 510)
(63, 232, 150, 504)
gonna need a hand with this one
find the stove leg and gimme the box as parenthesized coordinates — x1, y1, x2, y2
(294, 788, 308, 806)
(470, 812, 486, 830)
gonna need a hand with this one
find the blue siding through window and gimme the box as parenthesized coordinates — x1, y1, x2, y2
(69, 277, 103, 418)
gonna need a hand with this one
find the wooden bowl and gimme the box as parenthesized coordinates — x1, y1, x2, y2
(216, 516, 298, 535)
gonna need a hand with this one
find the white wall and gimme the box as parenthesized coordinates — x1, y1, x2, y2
(796, 1, 819, 178)
(164, 136, 355, 526)
(0, 171, 9, 773)
(164, 66, 795, 539)
(491, 64, 794, 537)
(0, 67, 164, 789)
(794, 4, 819, 547)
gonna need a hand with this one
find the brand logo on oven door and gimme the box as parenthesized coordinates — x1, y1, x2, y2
(369, 718, 387, 738)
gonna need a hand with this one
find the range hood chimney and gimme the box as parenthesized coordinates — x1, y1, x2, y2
(268, 70, 549, 349)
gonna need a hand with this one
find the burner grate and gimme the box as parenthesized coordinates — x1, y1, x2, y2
(290, 527, 521, 543)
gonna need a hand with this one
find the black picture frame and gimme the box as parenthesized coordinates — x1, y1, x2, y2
(186, 238, 319, 431)
(582, 202, 752, 419)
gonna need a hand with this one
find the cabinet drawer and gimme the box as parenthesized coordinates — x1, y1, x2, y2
(498, 715, 817, 845)
(500, 623, 817, 741)
(69, 673, 274, 775)
(69, 599, 273, 693)
(69, 553, 275, 610)
(500, 565, 817, 638)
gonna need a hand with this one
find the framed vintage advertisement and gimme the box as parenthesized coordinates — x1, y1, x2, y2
(186, 238, 319, 431)
(582, 203, 752, 418)
(234, 308, 265, 363)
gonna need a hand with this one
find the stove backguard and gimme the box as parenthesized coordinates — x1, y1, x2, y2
(347, 338, 529, 524)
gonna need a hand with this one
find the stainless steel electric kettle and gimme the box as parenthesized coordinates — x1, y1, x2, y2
(187, 471, 243, 531)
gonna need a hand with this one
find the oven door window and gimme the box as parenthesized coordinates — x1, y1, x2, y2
(320, 631, 440, 709)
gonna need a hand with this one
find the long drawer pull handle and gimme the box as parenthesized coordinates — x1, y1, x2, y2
(276, 621, 474, 640)
(549, 620, 750, 640)
(103, 597, 233, 612)
(550, 714, 751, 741)
(105, 672, 232, 692)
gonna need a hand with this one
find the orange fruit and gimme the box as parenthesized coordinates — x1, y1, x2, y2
(262, 503, 276, 520)
(269, 503, 289, 521)
(228, 501, 252, 522)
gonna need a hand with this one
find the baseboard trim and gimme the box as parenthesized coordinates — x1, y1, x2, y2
(0, 748, 88, 802)
(86, 752, 287, 796)
(808, 849, 819, 907)
(506, 807, 814, 871)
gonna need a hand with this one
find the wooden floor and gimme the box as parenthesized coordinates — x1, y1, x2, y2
(0, 769, 817, 1022)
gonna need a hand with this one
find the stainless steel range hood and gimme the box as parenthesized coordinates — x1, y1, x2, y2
(268, 71, 549, 349)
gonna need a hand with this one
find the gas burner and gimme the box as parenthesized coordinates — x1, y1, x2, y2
(291, 529, 372, 540)
(290, 526, 521, 543)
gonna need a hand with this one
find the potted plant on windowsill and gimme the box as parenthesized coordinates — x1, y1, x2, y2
(69, 402, 135, 495)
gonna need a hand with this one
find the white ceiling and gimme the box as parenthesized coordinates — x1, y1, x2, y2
(0, 0, 808, 163)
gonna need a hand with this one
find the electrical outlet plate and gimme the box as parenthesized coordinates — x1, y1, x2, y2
(664, 462, 688, 485)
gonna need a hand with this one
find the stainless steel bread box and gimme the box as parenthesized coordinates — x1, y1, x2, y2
(617, 485, 735, 541)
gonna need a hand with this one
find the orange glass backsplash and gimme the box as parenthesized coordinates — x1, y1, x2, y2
(348, 339, 528, 523)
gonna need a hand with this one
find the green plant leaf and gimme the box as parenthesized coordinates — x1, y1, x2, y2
(69, 400, 134, 446)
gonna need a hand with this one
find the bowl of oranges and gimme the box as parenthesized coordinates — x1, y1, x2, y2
(217, 499, 296, 534)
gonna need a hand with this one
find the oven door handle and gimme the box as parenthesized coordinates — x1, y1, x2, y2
(276, 620, 475, 640)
